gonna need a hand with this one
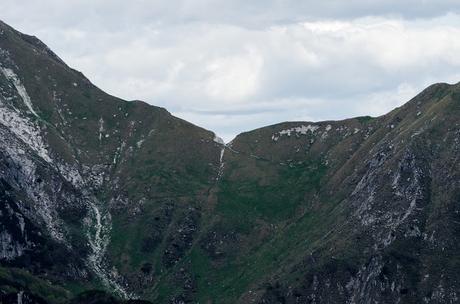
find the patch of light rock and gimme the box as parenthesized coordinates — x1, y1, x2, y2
(0, 67, 39, 118)
(272, 124, 320, 141)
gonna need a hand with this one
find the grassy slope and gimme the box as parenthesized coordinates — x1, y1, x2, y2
(146, 82, 460, 303)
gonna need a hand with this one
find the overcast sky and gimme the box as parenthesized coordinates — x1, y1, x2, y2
(2, 1, 460, 141)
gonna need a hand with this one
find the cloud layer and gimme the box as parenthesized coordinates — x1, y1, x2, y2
(2, 1, 460, 141)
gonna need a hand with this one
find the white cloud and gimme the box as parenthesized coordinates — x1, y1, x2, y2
(205, 47, 263, 101)
(1, 2, 460, 141)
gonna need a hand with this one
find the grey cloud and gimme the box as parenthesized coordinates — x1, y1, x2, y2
(2, 0, 460, 31)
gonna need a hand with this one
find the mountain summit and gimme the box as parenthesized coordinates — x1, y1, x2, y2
(1, 21, 460, 304)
